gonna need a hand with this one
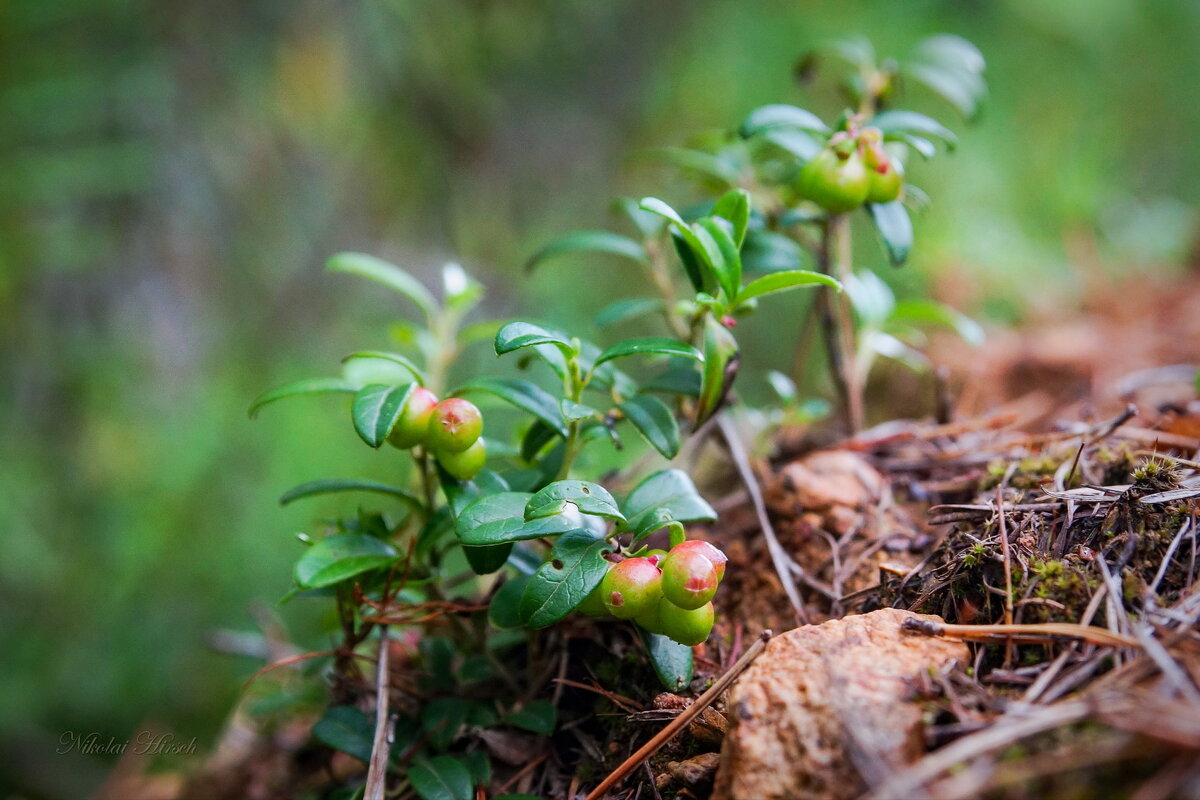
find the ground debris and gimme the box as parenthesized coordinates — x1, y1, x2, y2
(707, 393, 1200, 799)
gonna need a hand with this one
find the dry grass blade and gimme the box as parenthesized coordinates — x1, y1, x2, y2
(717, 415, 808, 623)
(862, 700, 1092, 800)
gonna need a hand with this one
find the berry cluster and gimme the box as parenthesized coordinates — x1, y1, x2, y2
(387, 388, 486, 480)
(796, 124, 902, 214)
(578, 540, 728, 647)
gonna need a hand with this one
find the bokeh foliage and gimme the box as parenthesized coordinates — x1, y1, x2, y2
(2, 0, 1199, 790)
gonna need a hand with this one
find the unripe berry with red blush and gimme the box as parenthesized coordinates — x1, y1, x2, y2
(644, 549, 669, 568)
(387, 386, 439, 449)
(427, 398, 483, 453)
(660, 548, 719, 610)
(670, 540, 727, 582)
(600, 557, 662, 619)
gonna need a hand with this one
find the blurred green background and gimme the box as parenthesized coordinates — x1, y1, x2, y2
(3, 0, 1198, 793)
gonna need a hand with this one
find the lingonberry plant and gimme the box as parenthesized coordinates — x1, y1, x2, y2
(538, 35, 987, 433)
(248, 33, 985, 799)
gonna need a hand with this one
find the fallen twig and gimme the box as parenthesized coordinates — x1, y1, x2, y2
(902, 617, 1140, 649)
(584, 630, 773, 800)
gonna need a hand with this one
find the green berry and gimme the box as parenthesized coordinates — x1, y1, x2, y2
(576, 575, 610, 617)
(660, 549, 718, 610)
(600, 557, 662, 619)
(671, 540, 727, 582)
(387, 386, 439, 449)
(863, 143, 902, 204)
(427, 398, 483, 453)
(797, 147, 869, 214)
(633, 595, 667, 635)
(660, 601, 715, 646)
(435, 438, 486, 481)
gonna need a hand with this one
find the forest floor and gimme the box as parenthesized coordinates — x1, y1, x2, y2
(102, 271, 1200, 800)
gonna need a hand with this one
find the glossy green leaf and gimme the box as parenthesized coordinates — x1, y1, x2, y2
(688, 222, 730, 295)
(639, 197, 715, 290)
(615, 196, 664, 238)
(890, 299, 985, 346)
(351, 383, 415, 448)
(869, 110, 957, 150)
(519, 531, 613, 628)
(520, 420, 559, 462)
(636, 146, 739, 185)
(525, 230, 647, 271)
(420, 700, 470, 753)
(643, 631, 694, 691)
(311, 705, 374, 764)
(619, 395, 680, 459)
(696, 316, 740, 424)
(455, 377, 568, 437)
(437, 466, 509, 518)
(620, 469, 717, 540)
(845, 270, 896, 327)
(889, 131, 936, 159)
(494, 322, 577, 359)
(696, 217, 742, 300)
(504, 700, 557, 736)
(711, 188, 751, 248)
(736, 269, 840, 305)
(489, 574, 531, 629)
(593, 338, 703, 369)
(672, 229, 707, 293)
(279, 478, 423, 511)
(760, 128, 823, 161)
(248, 377, 355, 418)
(341, 351, 425, 385)
(595, 298, 666, 328)
(326, 252, 437, 320)
(465, 542, 513, 576)
(578, 341, 641, 398)
(906, 35, 987, 118)
(866, 200, 914, 266)
(456, 492, 579, 546)
(559, 398, 598, 423)
(458, 751, 490, 788)
(525, 480, 623, 521)
(739, 104, 830, 137)
(643, 364, 702, 397)
(741, 230, 807, 273)
(408, 755, 473, 800)
(293, 533, 398, 589)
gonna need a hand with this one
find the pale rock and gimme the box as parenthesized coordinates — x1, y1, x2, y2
(712, 608, 968, 800)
